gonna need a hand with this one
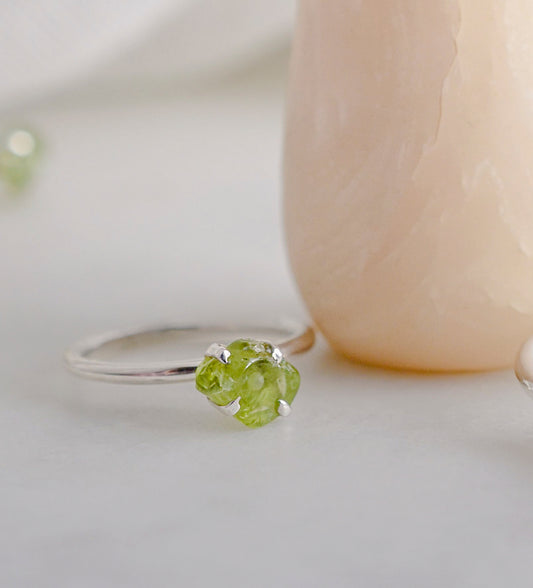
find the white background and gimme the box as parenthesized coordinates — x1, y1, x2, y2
(2, 4, 533, 587)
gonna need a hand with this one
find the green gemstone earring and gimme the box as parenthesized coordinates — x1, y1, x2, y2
(64, 323, 315, 428)
(0, 127, 43, 194)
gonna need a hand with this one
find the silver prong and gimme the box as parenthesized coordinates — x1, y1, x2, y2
(277, 399, 292, 417)
(271, 346, 283, 365)
(205, 343, 231, 365)
(208, 397, 241, 417)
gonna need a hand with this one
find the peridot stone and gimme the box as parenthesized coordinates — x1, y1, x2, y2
(0, 128, 42, 193)
(196, 339, 300, 428)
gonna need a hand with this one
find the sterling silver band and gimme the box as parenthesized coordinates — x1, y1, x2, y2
(65, 322, 315, 385)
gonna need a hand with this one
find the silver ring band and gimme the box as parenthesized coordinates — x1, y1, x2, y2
(65, 321, 315, 385)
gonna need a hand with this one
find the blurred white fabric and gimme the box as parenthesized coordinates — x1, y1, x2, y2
(0, 0, 295, 110)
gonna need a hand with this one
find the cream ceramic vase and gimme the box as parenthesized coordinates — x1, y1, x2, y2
(284, 0, 533, 372)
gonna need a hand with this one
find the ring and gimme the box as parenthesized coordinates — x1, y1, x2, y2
(64, 321, 315, 428)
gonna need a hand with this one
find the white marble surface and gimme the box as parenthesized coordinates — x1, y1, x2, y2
(2, 56, 533, 588)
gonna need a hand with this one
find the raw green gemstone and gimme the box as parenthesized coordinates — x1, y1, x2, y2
(0, 128, 43, 193)
(196, 338, 300, 428)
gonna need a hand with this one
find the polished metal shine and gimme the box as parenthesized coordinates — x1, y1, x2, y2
(515, 336, 533, 392)
(277, 399, 292, 417)
(65, 322, 315, 385)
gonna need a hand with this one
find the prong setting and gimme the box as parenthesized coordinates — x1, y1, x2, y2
(196, 338, 300, 427)
(208, 396, 241, 417)
(271, 346, 284, 365)
(277, 399, 292, 417)
(205, 343, 231, 365)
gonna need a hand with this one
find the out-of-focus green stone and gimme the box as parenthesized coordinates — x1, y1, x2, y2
(0, 128, 43, 193)
(196, 338, 300, 428)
